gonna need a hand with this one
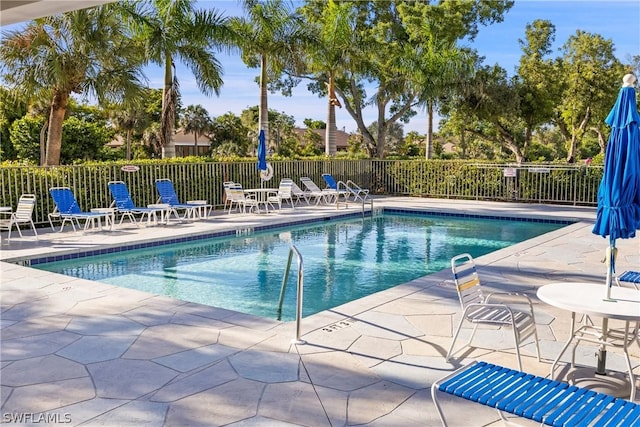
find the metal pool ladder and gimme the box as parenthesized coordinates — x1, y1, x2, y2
(277, 245, 306, 345)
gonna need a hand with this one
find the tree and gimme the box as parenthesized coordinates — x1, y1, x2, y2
(0, 4, 146, 165)
(299, 0, 354, 156)
(210, 112, 252, 156)
(0, 86, 27, 161)
(231, 0, 306, 149)
(299, 0, 512, 158)
(179, 104, 212, 155)
(124, 0, 230, 158)
(110, 107, 149, 161)
(555, 30, 625, 162)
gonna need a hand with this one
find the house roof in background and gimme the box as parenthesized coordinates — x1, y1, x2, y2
(1, 0, 115, 26)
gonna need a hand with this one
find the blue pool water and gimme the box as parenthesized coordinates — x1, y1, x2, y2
(33, 212, 565, 321)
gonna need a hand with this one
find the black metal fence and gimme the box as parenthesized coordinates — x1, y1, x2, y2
(0, 160, 602, 225)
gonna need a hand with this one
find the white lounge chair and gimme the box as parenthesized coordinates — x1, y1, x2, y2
(300, 177, 331, 205)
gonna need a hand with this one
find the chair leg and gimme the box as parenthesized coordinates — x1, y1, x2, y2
(29, 220, 38, 240)
(446, 318, 467, 362)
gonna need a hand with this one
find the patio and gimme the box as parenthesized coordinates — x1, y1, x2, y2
(1, 197, 638, 426)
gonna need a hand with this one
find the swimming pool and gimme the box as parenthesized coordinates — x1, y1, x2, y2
(33, 212, 567, 321)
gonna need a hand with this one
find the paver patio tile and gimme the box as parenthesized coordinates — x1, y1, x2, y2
(1, 377, 95, 413)
(405, 314, 453, 337)
(347, 380, 416, 425)
(165, 378, 264, 426)
(1, 354, 87, 386)
(0, 315, 71, 339)
(34, 398, 129, 427)
(80, 400, 168, 427)
(65, 314, 145, 336)
(153, 343, 237, 372)
(351, 311, 424, 340)
(150, 359, 238, 402)
(169, 311, 234, 329)
(0, 331, 80, 360)
(300, 351, 380, 391)
(226, 416, 302, 426)
(311, 385, 348, 426)
(123, 306, 177, 326)
(400, 334, 450, 357)
(217, 325, 277, 350)
(88, 359, 178, 399)
(229, 349, 300, 383)
(259, 381, 331, 426)
(56, 335, 139, 364)
(347, 335, 402, 367)
(371, 354, 436, 389)
(122, 323, 219, 359)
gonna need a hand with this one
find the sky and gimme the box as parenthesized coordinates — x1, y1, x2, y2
(2, 1, 639, 134)
(171, 0, 639, 135)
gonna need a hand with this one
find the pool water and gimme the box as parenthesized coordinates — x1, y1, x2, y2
(34, 213, 564, 321)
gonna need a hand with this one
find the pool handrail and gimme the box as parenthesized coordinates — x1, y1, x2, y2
(277, 245, 306, 345)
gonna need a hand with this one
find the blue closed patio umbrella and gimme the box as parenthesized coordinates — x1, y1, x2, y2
(591, 73, 640, 374)
(257, 129, 272, 184)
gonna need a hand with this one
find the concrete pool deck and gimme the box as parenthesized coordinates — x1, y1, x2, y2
(1, 197, 638, 426)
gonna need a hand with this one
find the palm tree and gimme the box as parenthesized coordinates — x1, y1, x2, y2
(231, 0, 306, 147)
(0, 4, 146, 166)
(123, 0, 231, 159)
(111, 107, 149, 161)
(179, 104, 212, 155)
(301, 0, 353, 156)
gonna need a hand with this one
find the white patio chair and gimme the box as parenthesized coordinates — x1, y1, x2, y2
(448, 253, 540, 371)
(0, 194, 38, 242)
(223, 181, 235, 212)
(267, 179, 295, 210)
(226, 183, 258, 214)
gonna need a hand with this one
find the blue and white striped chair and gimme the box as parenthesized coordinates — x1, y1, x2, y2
(448, 253, 540, 371)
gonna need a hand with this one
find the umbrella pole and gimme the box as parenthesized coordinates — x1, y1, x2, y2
(597, 242, 617, 374)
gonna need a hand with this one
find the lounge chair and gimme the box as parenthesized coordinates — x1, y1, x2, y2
(290, 180, 309, 205)
(267, 179, 295, 210)
(322, 173, 369, 202)
(107, 181, 164, 226)
(0, 194, 38, 242)
(48, 187, 109, 232)
(300, 177, 331, 205)
(155, 178, 209, 219)
(448, 253, 540, 371)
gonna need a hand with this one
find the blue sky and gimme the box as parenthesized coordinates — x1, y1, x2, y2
(172, 0, 639, 134)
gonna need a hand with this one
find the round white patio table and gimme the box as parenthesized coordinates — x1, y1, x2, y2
(537, 282, 640, 400)
(244, 188, 278, 213)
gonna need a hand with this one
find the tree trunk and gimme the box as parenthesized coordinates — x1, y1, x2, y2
(194, 133, 198, 156)
(39, 120, 48, 166)
(45, 91, 69, 166)
(325, 74, 338, 156)
(425, 103, 434, 159)
(126, 128, 132, 161)
(376, 100, 386, 159)
(161, 57, 176, 159)
(326, 103, 336, 156)
(259, 54, 269, 147)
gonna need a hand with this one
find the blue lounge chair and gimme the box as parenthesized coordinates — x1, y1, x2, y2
(154, 179, 207, 219)
(108, 181, 166, 226)
(48, 187, 108, 232)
